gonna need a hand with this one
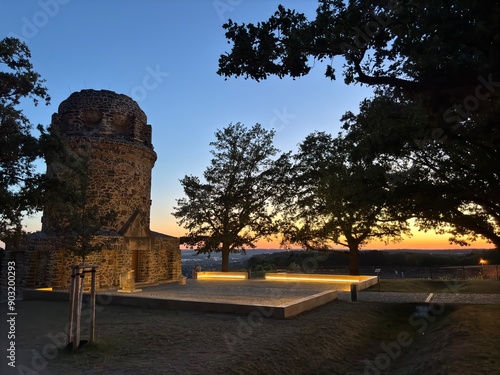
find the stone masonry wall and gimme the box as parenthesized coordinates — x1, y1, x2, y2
(153, 236, 182, 281)
(43, 89, 157, 233)
(1, 232, 181, 295)
(1, 90, 181, 297)
(44, 138, 157, 232)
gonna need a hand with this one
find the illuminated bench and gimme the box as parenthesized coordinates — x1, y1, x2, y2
(195, 271, 248, 280)
(264, 273, 378, 290)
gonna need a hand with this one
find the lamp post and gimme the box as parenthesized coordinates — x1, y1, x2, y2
(375, 268, 381, 293)
(479, 259, 486, 275)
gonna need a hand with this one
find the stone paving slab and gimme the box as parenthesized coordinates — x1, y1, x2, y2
(96, 279, 341, 318)
(22, 279, 500, 320)
(112, 279, 336, 306)
(108, 280, 500, 305)
(22, 280, 340, 318)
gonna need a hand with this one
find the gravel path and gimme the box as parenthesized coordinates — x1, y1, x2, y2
(338, 291, 500, 304)
(428, 292, 500, 304)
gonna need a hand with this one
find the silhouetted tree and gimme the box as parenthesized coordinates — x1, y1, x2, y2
(218, 0, 499, 97)
(217, 1, 500, 250)
(281, 131, 410, 275)
(342, 89, 500, 249)
(174, 123, 288, 272)
(0, 37, 51, 241)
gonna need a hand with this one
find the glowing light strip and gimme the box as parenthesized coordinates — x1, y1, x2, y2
(198, 275, 247, 279)
(196, 272, 248, 280)
(265, 275, 360, 283)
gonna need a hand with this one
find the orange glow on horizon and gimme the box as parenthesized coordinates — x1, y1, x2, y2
(149, 217, 497, 251)
(253, 227, 495, 250)
(17, 212, 494, 252)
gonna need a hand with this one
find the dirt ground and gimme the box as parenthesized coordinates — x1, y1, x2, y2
(1, 299, 499, 375)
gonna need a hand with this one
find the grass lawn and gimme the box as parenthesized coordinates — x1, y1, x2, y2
(365, 278, 500, 294)
(3, 300, 499, 374)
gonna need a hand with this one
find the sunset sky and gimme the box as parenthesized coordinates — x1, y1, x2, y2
(255, 224, 493, 251)
(1, 0, 493, 250)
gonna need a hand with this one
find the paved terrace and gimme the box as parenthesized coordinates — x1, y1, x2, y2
(100, 279, 340, 318)
(23, 279, 500, 319)
(125, 279, 344, 305)
(116, 279, 500, 304)
(118, 279, 500, 304)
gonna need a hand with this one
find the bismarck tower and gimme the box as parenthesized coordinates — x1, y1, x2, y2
(43, 89, 157, 234)
(3, 90, 181, 291)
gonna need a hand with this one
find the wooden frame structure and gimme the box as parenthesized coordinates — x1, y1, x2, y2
(67, 265, 98, 350)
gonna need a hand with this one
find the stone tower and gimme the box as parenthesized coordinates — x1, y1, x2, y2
(1, 90, 181, 292)
(42, 89, 156, 233)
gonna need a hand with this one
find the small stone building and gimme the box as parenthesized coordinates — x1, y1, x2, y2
(2, 89, 181, 291)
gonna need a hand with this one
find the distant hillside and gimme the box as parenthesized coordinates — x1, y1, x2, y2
(246, 249, 499, 271)
(179, 248, 499, 275)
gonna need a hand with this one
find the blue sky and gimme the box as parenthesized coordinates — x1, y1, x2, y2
(2, 0, 485, 249)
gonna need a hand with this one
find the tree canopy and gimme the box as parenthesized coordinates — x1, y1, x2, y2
(173, 123, 288, 271)
(218, 1, 500, 250)
(342, 89, 500, 249)
(218, 0, 500, 95)
(281, 131, 410, 275)
(0, 37, 51, 241)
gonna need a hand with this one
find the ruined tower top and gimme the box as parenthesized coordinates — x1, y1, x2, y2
(51, 89, 153, 148)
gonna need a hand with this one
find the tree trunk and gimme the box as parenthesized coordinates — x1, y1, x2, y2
(221, 244, 230, 272)
(491, 236, 500, 251)
(348, 246, 360, 276)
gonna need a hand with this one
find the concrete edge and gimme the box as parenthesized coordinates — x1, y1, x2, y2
(277, 290, 338, 318)
(21, 288, 338, 319)
(357, 276, 379, 291)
